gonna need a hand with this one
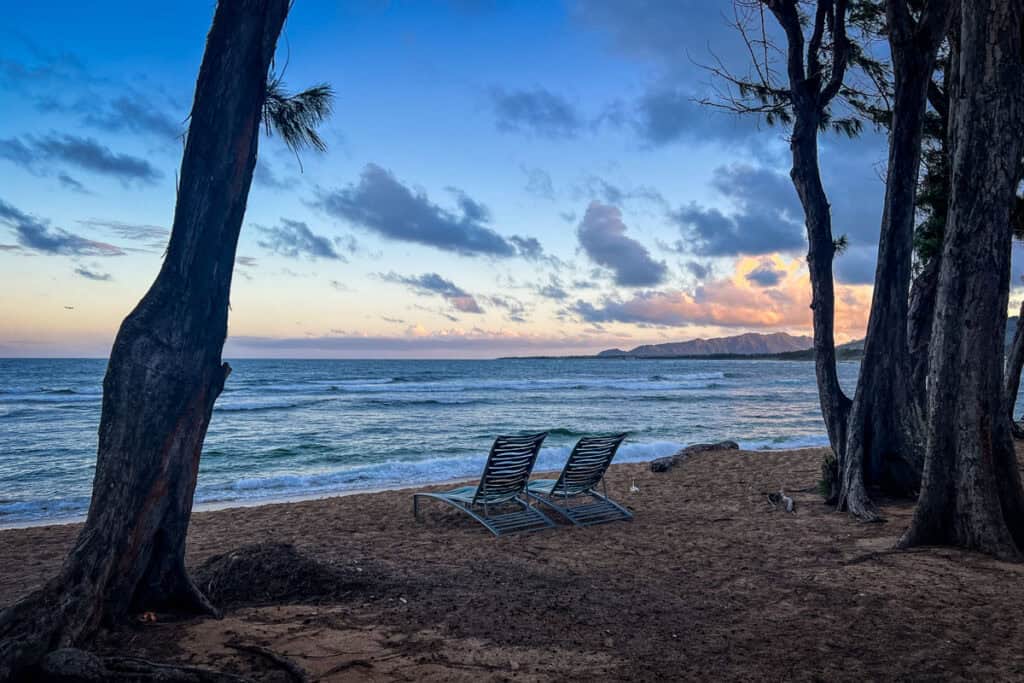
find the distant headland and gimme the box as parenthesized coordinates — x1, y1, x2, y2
(500, 331, 866, 361)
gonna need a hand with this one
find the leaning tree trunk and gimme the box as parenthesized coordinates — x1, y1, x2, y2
(899, 0, 1024, 559)
(0, 0, 289, 678)
(839, 2, 953, 519)
(1005, 300, 1024, 437)
(789, 109, 851, 497)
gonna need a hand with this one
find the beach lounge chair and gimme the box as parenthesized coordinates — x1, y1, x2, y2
(526, 433, 632, 526)
(413, 432, 555, 536)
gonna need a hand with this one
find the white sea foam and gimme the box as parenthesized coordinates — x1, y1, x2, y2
(739, 434, 830, 451)
(190, 440, 685, 505)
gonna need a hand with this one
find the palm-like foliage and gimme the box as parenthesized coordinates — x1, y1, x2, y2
(262, 76, 334, 155)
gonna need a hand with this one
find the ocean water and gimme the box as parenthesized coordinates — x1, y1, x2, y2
(0, 357, 861, 526)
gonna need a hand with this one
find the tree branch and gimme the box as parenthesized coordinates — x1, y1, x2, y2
(820, 0, 850, 106)
(764, 0, 807, 97)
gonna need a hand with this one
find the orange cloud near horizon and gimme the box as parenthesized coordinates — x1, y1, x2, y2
(575, 255, 871, 342)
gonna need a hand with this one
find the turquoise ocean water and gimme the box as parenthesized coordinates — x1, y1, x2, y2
(0, 357, 865, 525)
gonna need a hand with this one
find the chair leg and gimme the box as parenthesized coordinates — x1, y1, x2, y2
(530, 490, 632, 526)
(412, 493, 554, 536)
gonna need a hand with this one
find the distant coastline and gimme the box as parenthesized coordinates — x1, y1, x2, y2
(500, 331, 865, 361)
(497, 347, 865, 361)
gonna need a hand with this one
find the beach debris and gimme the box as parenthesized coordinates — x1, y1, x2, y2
(767, 489, 796, 513)
(629, 479, 640, 494)
(650, 440, 739, 473)
(193, 542, 374, 608)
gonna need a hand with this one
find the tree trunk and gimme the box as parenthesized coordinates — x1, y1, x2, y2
(789, 108, 852, 502)
(0, 1, 289, 677)
(839, 2, 953, 519)
(907, 254, 940, 403)
(1005, 300, 1024, 437)
(899, 0, 1024, 559)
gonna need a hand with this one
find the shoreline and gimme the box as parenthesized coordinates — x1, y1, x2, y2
(0, 443, 829, 531)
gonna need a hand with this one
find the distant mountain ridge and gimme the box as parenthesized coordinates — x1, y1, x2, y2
(597, 332, 814, 358)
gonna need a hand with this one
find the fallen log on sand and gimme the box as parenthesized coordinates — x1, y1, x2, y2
(650, 440, 739, 473)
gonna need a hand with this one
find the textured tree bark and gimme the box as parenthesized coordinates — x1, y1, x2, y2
(790, 115, 852, 485)
(907, 255, 940, 403)
(0, 1, 289, 678)
(1005, 301, 1024, 438)
(839, 0, 954, 519)
(899, 0, 1024, 559)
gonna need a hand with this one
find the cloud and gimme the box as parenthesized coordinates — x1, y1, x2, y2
(74, 266, 111, 281)
(253, 160, 299, 191)
(509, 235, 545, 260)
(834, 244, 878, 285)
(488, 87, 583, 139)
(537, 274, 569, 300)
(684, 260, 712, 280)
(633, 88, 757, 146)
(80, 95, 181, 139)
(522, 165, 555, 200)
(316, 164, 516, 257)
(2, 48, 181, 141)
(224, 328, 615, 359)
(572, 256, 870, 337)
(486, 295, 528, 322)
(0, 133, 162, 185)
(57, 173, 87, 193)
(381, 272, 484, 314)
(577, 201, 667, 287)
(573, 176, 666, 208)
(0, 199, 124, 256)
(256, 218, 343, 260)
(818, 131, 887, 245)
(0, 138, 34, 167)
(572, 1, 742, 81)
(670, 165, 805, 257)
(745, 258, 785, 287)
(78, 219, 168, 249)
(0, 47, 98, 94)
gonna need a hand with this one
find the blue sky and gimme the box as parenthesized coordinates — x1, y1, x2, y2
(0, 1, 916, 358)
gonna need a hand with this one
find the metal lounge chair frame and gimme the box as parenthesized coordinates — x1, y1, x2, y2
(526, 433, 632, 526)
(413, 432, 555, 536)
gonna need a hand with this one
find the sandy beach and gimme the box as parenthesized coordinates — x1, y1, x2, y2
(3, 446, 1024, 681)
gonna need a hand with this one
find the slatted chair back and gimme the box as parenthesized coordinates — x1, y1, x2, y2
(550, 433, 627, 496)
(473, 432, 548, 506)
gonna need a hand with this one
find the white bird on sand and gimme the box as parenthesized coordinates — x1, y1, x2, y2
(629, 479, 640, 494)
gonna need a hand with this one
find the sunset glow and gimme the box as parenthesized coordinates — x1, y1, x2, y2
(0, 2, 983, 358)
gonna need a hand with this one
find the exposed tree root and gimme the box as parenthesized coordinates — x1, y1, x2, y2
(225, 641, 307, 683)
(38, 648, 250, 682)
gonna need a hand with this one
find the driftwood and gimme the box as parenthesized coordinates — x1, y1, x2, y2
(767, 490, 796, 514)
(649, 441, 739, 473)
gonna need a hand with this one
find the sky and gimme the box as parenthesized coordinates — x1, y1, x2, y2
(0, 0, 1001, 359)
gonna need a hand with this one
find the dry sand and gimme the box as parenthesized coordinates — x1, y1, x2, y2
(3, 447, 1024, 681)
